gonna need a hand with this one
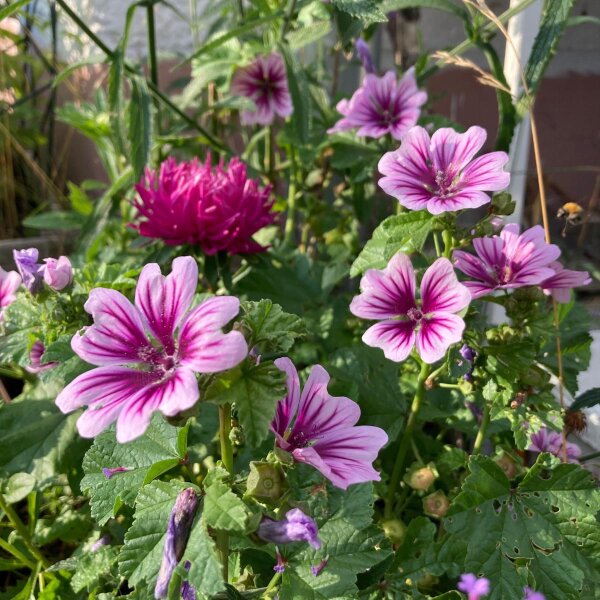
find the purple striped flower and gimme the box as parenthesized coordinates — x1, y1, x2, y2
(528, 427, 580, 463)
(230, 53, 293, 126)
(271, 359, 388, 489)
(453, 224, 561, 299)
(25, 341, 58, 374)
(350, 254, 471, 364)
(40, 256, 73, 291)
(13, 248, 43, 293)
(378, 126, 509, 214)
(540, 261, 591, 303)
(457, 573, 490, 599)
(56, 256, 248, 443)
(328, 68, 426, 140)
(257, 508, 321, 549)
(0, 266, 21, 321)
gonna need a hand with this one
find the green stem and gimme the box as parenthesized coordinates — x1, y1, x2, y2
(216, 404, 234, 581)
(0, 537, 37, 571)
(580, 450, 600, 462)
(263, 571, 282, 597)
(284, 148, 297, 245)
(472, 402, 491, 455)
(146, 1, 160, 121)
(0, 494, 49, 568)
(433, 231, 441, 257)
(442, 229, 453, 258)
(280, 0, 298, 38)
(384, 361, 431, 519)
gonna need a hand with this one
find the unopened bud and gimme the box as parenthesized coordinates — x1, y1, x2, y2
(422, 490, 450, 519)
(405, 463, 438, 492)
(381, 518, 406, 545)
(246, 461, 286, 503)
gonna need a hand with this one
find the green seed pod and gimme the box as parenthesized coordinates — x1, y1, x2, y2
(380, 518, 406, 545)
(422, 490, 450, 519)
(404, 463, 438, 492)
(246, 461, 286, 503)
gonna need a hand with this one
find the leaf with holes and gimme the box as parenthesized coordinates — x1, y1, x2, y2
(442, 454, 600, 600)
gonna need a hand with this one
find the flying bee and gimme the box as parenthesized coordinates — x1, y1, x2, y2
(557, 202, 584, 237)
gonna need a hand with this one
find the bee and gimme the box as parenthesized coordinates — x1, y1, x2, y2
(557, 202, 584, 237)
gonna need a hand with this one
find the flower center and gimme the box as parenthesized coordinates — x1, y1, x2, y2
(407, 307, 423, 322)
(493, 264, 512, 284)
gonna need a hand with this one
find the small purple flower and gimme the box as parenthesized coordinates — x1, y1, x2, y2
(25, 341, 58, 374)
(311, 556, 329, 577)
(490, 216, 504, 231)
(460, 344, 477, 363)
(0, 266, 20, 321)
(528, 427, 580, 463)
(230, 53, 293, 126)
(257, 508, 321, 549)
(350, 254, 471, 364)
(272, 359, 388, 489)
(453, 224, 561, 299)
(180, 560, 196, 600)
(102, 466, 131, 479)
(355, 38, 374, 73)
(155, 488, 199, 599)
(273, 549, 287, 573)
(55, 256, 248, 443)
(378, 126, 510, 214)
(40, 256, 72, 291)
(91, 534, 110, 552)
(13, 248, 43, 293)
(457, 573, 490, 600)
(540, 261, 591, 304)
(328, 68, 426, 140)
(524, 587, 546, 600)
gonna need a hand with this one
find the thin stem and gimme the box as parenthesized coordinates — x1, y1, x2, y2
(284, 148, 297, 244)
(0, 538, 37, 571)
(442, 229, 453, 258)
(146, 1, 160, 121)
(280, 0, 298, 39)
(263, 571, 282, 597)
(0, 494, 50, 568)
(433, 231, 442, 257)
(472, 402, 490, 454)
(236, 0, 245, 22)
(384, 361, 431, 519)
(580, 450, 600, 462)
(216, 404, 234, 581)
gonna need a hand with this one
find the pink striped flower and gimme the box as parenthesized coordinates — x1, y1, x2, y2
(453, 224, 561, 299)
(540, 261, 591, 303)
(529, 427, 580, 463)
(56, 257, 248, 443)
(0, 265, 21, 321)
(378, 126, 510, 214)
(328, 68, 426, 140)
(350, 254, 471, 364)
(272, 358, 388, 489)
(230, 52, 293, 126)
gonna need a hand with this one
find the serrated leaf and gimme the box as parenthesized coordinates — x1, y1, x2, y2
(443, 455, 600, 600)
(127, 74, 153, 180)
(204, 472, 250, 533)
(381, 0, 467, 18)
(81, 415, 186, 525)
(330, 0, 387, 25)
(350, 212, 434, 277)
(71, 546, 118, 592)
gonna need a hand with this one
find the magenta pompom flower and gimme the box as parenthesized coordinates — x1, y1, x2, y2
(378, 125, 510, 214)
(350, 254, 471, 364)
(0, 265, 21, 320)
(457, 573, 490, 600)
(528, 427, 580, 463)
(134, 156, 275, 255)
(271, 358, 388, 489)
(56, 256, 248, 443)
(540, 261, 591, 303)
(230, 52, 293, 126)
(328, 68, 426, 140)
(453, 224, 561, 299)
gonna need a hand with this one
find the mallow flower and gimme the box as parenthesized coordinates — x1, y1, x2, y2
(378, 125, 510, 214)
(328, 68, 426, 140)
(133, 156, 275, 255)
(13, 248, 43, 293)
(350, 254, 471, 364)
(457, 573, 490, 599)
(540, 261, 591, 303)
(0, 265, 21, 320)
(523, 587, 546, 600)
(528, 427, 580, 463)
(453, 224, 561, 299)
(230, 52, 293, 125)
(55, 256, 248, 443)
(257, 508, 321, 549)
(40, 256, 72, 290)
(271, 358, 388, 489)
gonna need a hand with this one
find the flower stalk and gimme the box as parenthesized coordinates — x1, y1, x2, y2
(472, 402, 490, 455)
(217, 404, 234, 580)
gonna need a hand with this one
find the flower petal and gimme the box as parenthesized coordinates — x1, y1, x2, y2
(416, 312, 465, 363)
(350, 253, 416, 319)
(135, 256, 198, 349)
(272, 357, 301, 438)
(420, 258, 471, 314)
(430, 126, 486, 176)
(426, 189, 491, 214)
(362, 320, 416, 362)
(460, 151, 510, 191)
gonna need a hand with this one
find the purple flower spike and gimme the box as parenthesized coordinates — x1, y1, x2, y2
(56, 256, 248, 443)
(350, 254, 471, 364)
(457, 573, 490, 600)
(155, 488, 198, 600)
(378, 125, 510, 214)
(328, 68, 426, 140)
(102, 466, 131, 479)
(258, 508, 321, 549)
(528, 427, 580, 463)
(13, 248, 43, 293)
(271, 359, 388, 489)
(355, 38, 374, 73)
(311, 556, 329, 577)
(0, 266, 21, 321)
(524, 587, 546, 600)
(540, 261, 591, 304)
(454, 224, 561, 299)
(40, 256, 73, 291)
(230, 53, 293, 126)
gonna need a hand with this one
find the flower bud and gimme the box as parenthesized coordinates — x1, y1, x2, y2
(102, 466, 130, 479)
(91, 534, 110, 552)
(25, 341, 58, 374)
(423, 490, 450, 519)
(355, 37, 375, 73)
(257, 508, 321, 549)
(41, 256, 72, 291)
(380, 518, 406, 545)
(404, 463, 438, 492)
(246, 461, 286, 503)
(155, 488, 199, 599)
(13, 248, 43, 293)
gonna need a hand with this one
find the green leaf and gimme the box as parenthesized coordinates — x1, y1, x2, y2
(280, 43, 310, 145)
(22, 211, 84, 231)
(71, 546, 118, 593)
(443, 455, 600, 599)
(287, 21, 331, 49)
(127, 75, 153, 180)
(119, 480, 195, 588)
(350, 212, 434, 277)
(241, 299, 306, 353)
(3, 473, 35, 504)
(524, 0, 575, 97)
(0, 0, 34, 20)
(203, 469, 251, 533)
(330, 0, 387, 25)
(571, 387, 600, 412)
(81, 415, 187, 525)
(381, 0, 467, 19)
(205, 361, 286, 448)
